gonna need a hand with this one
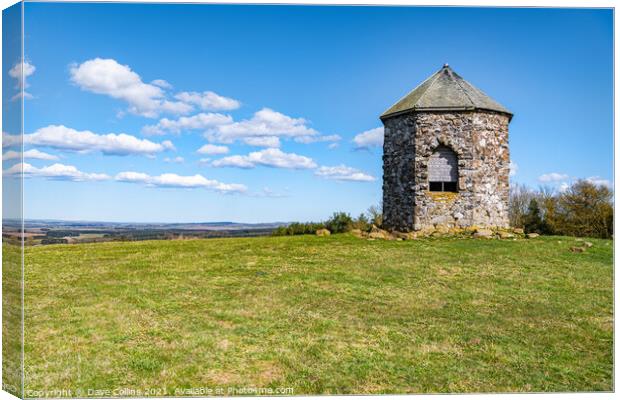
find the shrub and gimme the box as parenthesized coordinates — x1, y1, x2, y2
(325, 212, 353, 234)
(352, 213, 370, 231)
(272, 222, 325, 236)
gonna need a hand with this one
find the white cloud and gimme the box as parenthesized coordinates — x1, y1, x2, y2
(151, 79, 172, 89)
(509, 161, 518, 177)
(70, 58, 192, 118)
(159, 100, 193, 115)
(4, 162, 109, 181)
(164, 156, 184, 164)
(242, 136, 280, 148)
(212, 148, 316, 169)
(353, 127, 384, 149)
(206, 108, 318, 144)
(24, 125, 175, 156)
(251, 187, 289, 198)
(538, 172, 570, 183)
(541, 175, 612, 192)
(586, 176, 612, 188)
(197, 144, 229, 155)
(114, 171, 150, 182)
(2, 132, 21, 148)
(211, 155, 254, 168)
(11, 92, 33, 101)
(142, 113, 233, 135)
(3, 149, 59, 161)
(315, 165, 376, 182)
(115, 171, 246, 193)
(294, 134, 341, 144)
(9, 60, 36, 82)
(174, 91, 240, 111)
(9, 60, 36, 101)
(328, 143, 339, 150)
(198, 158, 211, 165)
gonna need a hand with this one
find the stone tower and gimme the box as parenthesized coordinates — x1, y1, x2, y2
(381, 64, 512, 232)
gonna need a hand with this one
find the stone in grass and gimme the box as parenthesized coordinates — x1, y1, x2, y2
(368, 225, 392, 240)
(526, 233, 540, 239)
(570, 246, 586, 253)
(575, 238, 593, 248)
(473, 228, 493, 238)
(350, 229, 366, 238)
(513, 228, 525, 234)
(316, 228, 331, 237)
(498, 231, 515, 239)
(392, 231, 411, 240)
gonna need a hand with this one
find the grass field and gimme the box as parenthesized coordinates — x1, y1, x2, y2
(23, 234, 613, 395)
(3, 242, 23, 397)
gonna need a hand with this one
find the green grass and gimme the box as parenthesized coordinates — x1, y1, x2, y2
(23, 234, 612, 395)
(3, 242, 23, 397)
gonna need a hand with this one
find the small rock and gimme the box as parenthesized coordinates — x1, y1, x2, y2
(498, 231, 515, 239)
(513, 228, 524, 234)
(392, 231, 410, 240)
(570, 246, 586, 253)
(584, 241, 593, 248)
(368, 231, 389, 240)
(368, 225, 391, 240)
(350, 229, 366, 238)
(473, 229, 493, 238)
(316, 228, 331, 237)
(526, 233, 540, 239)
(435, 225, 450, 234)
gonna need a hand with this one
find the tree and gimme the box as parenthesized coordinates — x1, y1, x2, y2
(538, 185, 559, 235)
(523, 199, 546, 234)
(555, 180, 613, 238)
(508, 183, 536, 228)
(366, 204, 383, 227)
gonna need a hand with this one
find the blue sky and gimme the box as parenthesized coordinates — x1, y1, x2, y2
(3, 4, 613, 223)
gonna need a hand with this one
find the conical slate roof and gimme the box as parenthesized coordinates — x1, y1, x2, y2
(381, 64, 512, 119)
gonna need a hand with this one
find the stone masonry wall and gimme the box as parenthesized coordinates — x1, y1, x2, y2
(381, 114, 416, 232)
(382, 110, 510, 232)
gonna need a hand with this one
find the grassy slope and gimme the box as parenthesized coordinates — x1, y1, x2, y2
(24, 235, 612, 394)
(3, 243, 23, 397)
